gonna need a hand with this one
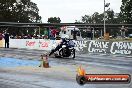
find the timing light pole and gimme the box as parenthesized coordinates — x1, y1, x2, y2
(104, 0, 110, 38)
(104, 0, 106, 37)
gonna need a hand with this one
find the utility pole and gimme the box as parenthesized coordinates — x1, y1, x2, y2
(104, 0, 110, 39)
(104, 0, 106, 36)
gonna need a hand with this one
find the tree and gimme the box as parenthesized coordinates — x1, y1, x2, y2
(80, 12, 104, 24)
(0, 0, 42, 36)
(120, 0, 132, 35)
(0, 0, 41, 23)
(81, 15, 92, 23)
(80, 10, 121, 24)
(120, 0, 132, 24)
(47, 17, 61, 23)
(92, 12, 104, 24)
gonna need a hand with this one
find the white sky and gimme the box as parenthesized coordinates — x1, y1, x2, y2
(31, 0, 122, 23)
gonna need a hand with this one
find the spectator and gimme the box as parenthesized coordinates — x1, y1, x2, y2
(0, 33, 3, 40)
(27, 34, 32, 39)
(4, 33, 9, 48)
(51, 29, 58, 38)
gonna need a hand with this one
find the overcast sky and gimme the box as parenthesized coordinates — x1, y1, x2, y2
(31, 0, 122, 23)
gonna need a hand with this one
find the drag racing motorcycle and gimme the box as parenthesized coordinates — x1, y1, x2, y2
(54, 44, 76, 59)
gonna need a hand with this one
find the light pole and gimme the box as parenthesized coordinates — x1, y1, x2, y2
(104, 0, 106, 37)
(104, 0, 110, 38)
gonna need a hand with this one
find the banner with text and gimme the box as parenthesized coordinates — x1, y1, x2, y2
(9, 39, 132, 55)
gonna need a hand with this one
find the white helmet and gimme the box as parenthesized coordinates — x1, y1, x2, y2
(64, 35, 69, 39)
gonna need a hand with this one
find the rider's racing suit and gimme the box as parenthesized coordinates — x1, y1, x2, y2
(49, 38, 75, 56)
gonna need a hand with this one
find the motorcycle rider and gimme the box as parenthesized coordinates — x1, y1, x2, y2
(49, 35, 74, 56)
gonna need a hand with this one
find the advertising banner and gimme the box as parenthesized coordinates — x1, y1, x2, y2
(9, 39, 132, 55)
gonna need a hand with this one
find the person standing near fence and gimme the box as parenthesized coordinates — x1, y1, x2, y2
(4, 32, 9, 48)
(0, 33, 4, 47)
(0, 33, 3, 40)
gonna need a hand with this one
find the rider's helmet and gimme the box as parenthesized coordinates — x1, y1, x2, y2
(64, 35, 69, 40)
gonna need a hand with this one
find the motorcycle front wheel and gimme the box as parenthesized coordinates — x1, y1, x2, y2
(59, 49, 63, 58)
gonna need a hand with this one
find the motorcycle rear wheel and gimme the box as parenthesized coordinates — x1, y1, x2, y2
(70, 49, 75, 59)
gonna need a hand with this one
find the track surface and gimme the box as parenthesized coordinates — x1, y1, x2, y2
(0, 48, 132, 88)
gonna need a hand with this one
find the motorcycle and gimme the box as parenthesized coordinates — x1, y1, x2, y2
(54, 44, 75, 59)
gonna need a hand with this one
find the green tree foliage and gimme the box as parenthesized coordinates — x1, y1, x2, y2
(120, 0, 132, 35)
(47, 17, 61, 23)
(0, 0, 41, 23)
(81, 15, 93, 23)
(81, 12, 103, 23)
(91, 12, 104, 23)
(47, 17, 61, 32)
(80, 10, 120, 24)
(120, 0, 132, 23)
